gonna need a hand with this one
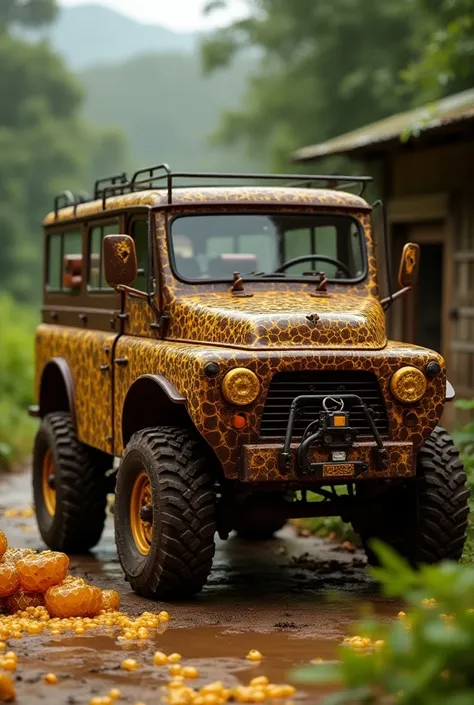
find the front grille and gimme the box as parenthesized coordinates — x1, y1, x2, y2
(260, 370, 388, 438)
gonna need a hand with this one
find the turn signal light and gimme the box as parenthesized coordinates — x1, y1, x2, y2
(232, 413, 247, 430)
(222, 368, 260, 406)
(390, 366, 427, 403)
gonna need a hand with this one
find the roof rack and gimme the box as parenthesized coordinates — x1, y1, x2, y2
(94, 172, 128, 200)
(53, 165, 372, 214)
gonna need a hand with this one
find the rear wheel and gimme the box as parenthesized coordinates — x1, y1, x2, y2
(33, 412, 112, 553)
(114, 427, 216, 600)
(354, 426, 469, 565)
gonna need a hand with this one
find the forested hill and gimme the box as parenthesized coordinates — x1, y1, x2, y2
(24, 4, 197, 69)
(80, 52, 259, 172)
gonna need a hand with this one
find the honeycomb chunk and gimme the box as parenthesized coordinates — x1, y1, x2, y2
(45, 579, 103, 618)
(2, 548, 36, 566)
(6, 590, 45, 613)
(0, 533, 7, 561)
(100, 589, 120, 612)
(16, 551, 69, 593)
(0, 565, 20, 598)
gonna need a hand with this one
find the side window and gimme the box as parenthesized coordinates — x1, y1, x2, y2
(131, 220, 148, 292)
(46, 230, 82, 293)
(88, 222, 119, 291)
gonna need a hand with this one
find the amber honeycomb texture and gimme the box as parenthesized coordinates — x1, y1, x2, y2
(0, 532, 7, 561)
(0, 673, 16, 702)
(6, 590, 45, 613)
(2, 548, 36, 566)
(16, 551, 69, 593)
(100, 589, 120, 612)
(0, 566, 20, 599)
(45, 580, 103, 618)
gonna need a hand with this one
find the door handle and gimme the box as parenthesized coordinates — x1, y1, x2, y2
(114, 357, 129, 367)
(99, 364, 110, 372)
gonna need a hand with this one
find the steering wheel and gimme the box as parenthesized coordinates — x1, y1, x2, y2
(274, 254, 352, 277)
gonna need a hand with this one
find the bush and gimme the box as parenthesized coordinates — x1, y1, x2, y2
(0, 293, 37, 468)
(292, 542, 474, 704)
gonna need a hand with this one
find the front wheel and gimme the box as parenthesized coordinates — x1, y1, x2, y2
(114, 427, 216, 600)
(354, 426, 470, 566)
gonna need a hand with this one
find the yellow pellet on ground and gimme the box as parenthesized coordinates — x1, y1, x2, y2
(168, 664, 183, 677)
(246, 650, 263, 661)
(109, 689, 121, 700)
(153, 651, 168, 666)
(44, 673, 58, 684)
(182, 666, 199, 679)
(121, 658, 139, 671)
(168, 652, 182, 663)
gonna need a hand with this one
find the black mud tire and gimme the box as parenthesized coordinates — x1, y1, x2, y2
(354, 426, 469, 566)
(114, 427, 216, 600)
(33, 412, 112, 553)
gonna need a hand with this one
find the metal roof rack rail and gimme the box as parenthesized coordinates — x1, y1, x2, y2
(94, 172, 128, 200)
(128, 166, 373, 204)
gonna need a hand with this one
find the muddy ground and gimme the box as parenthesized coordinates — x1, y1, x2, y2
(0, 469, 401, 704)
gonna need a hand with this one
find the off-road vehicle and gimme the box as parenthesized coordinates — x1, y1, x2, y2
(31, 165, 469, 599)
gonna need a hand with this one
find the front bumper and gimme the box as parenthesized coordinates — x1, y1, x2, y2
(240, 392, 415, 483)
(241, 440, 414, 482)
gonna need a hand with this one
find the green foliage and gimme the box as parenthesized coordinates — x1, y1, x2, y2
(404, 0, 474, 102)
(0, 0, 57, 33)
(80, 52, 263, 172)
(0, 294, 37, 468)
(292, 542, 474, 704)
(202, 0, 420, 168)
(0, 1, 130, 303)
(452, 399, 474, 478)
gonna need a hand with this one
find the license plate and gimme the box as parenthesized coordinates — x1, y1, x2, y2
(323, 463, 355, 478)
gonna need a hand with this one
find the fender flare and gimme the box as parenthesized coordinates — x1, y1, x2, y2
(121, 374, 188, 447)
(38, 357, 76, 426)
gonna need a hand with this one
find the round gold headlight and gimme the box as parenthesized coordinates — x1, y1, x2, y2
(222, 368, 260, 406)
(390, 366, 427, 404)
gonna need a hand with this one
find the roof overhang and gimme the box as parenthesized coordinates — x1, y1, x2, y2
(292, 88, 474, 163)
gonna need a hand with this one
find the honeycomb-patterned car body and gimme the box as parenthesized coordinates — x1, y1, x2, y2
(35, 183, 449, 486)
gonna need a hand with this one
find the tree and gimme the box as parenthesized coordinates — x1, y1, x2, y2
(0, 0, 57, 33)
(0, 0, 130, 302)
(202, 0, 421, 169)
(404, 0, 474, 102)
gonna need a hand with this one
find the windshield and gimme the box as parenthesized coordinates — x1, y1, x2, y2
(170, 213, 366, 282)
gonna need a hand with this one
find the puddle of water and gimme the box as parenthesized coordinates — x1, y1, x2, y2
(11, 619, 400, 704)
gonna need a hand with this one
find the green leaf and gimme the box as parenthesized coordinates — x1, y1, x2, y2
(290, 663, 341, 685)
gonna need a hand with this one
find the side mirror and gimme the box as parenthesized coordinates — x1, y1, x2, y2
(398, 242, 420, 288)
(103, 234, 137, 288)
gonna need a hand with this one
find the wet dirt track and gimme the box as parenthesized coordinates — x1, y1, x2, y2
(0, 469, 401, 704)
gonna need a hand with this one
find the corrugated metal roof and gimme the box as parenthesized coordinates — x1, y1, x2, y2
(293, 88, 474, 162)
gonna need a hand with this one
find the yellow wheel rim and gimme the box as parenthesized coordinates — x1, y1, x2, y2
(42, 449, 56, 517)
(130, 472, 153, 555)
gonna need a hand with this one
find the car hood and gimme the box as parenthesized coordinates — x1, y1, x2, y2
(168, 291, 387, 349)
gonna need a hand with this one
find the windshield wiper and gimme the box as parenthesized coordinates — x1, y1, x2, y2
(245, 271, 288, 278)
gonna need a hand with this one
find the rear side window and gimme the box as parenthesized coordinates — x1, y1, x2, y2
(46, 230, 82, 293)
(88, 222, 119, 290)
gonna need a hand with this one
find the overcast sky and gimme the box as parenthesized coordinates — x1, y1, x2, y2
(58, 0, 249, 32)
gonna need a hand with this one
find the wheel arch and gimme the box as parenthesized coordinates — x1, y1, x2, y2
(121, 374, 191, 447)
(39, 358, 76, 427)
